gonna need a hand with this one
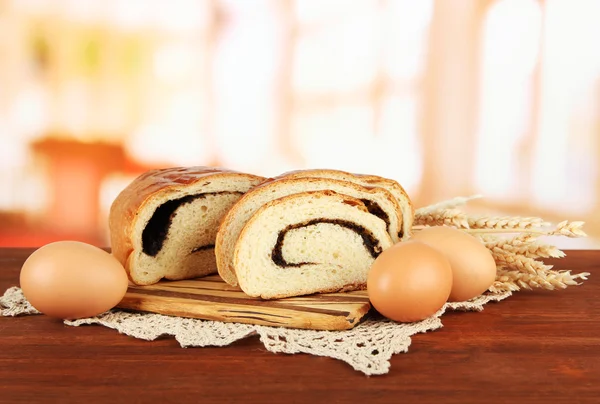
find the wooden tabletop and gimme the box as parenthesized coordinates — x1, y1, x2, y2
(1, 248, 599, 403)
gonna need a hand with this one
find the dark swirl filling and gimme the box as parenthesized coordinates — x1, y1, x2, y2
(360, 198, 404, 239)
(359, 199, 390, 232)
(142, 191, 241, 257)
(271, 218, 384, 268)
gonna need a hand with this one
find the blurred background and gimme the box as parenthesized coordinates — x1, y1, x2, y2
(0, 0, 599, 248)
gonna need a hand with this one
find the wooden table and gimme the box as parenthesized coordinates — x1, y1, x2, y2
(1, 248, 599, 403)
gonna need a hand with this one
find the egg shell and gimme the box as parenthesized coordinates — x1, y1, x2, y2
(20, 241, 129, 320)
(411, 226, 497, 302)
(367, 240, 453, 323)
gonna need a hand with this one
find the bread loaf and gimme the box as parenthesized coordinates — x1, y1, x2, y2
(109, 166, 265, 285)
(215, 175, 407, 287)
(233, 190, 394, 299)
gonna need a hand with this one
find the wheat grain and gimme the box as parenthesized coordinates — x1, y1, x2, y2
(489, 280, 508, 293)
(488, 280, 520, 293)
(549, 220, 588, 237)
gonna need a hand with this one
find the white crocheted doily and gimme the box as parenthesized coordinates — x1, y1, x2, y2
(1, 286, 510, 376)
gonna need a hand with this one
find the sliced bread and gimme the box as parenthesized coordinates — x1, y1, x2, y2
(109, 166, 265, 285)
(233, 190, 394, 299)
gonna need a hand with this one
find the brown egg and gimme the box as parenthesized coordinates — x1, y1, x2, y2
(411, 226, 497, 302)
(20, 241, 129, 320)
(367, 241, 453, 323)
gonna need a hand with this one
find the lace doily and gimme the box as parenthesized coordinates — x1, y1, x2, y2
(1, 286, 510, 376)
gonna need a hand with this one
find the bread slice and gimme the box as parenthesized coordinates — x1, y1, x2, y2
(233, 190, 394, 299)
(215, 176, 405, 286)
(279, 168, 414, 240)
(109, 166, 265, 285)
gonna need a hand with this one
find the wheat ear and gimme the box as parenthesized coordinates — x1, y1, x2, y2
(490, 268, 590, 292)
(481, 234, 566, 259)
(414, 209, 469, 228)
(415, 194, 482, 216)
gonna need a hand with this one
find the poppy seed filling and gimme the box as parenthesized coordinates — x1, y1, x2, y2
(359, 199, 390, 232)
(271, 218, 384, 268)
(142, 191, 241, 257)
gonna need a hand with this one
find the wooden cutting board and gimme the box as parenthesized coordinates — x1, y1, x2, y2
(116, 275, 372, 331)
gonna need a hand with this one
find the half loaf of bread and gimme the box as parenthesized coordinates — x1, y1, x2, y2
(233, 190, 394, 299)
(216, 175, 407, 287)
(109, 166, 265, 285)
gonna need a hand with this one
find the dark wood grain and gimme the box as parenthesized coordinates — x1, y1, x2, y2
(1, 248, 599, 404)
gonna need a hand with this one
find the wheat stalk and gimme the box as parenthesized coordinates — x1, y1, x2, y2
(415, 194, 482, 216)
(461, 220, 587, 238)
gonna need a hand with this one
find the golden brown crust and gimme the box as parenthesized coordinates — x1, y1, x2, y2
(108, 166, 265, 282)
